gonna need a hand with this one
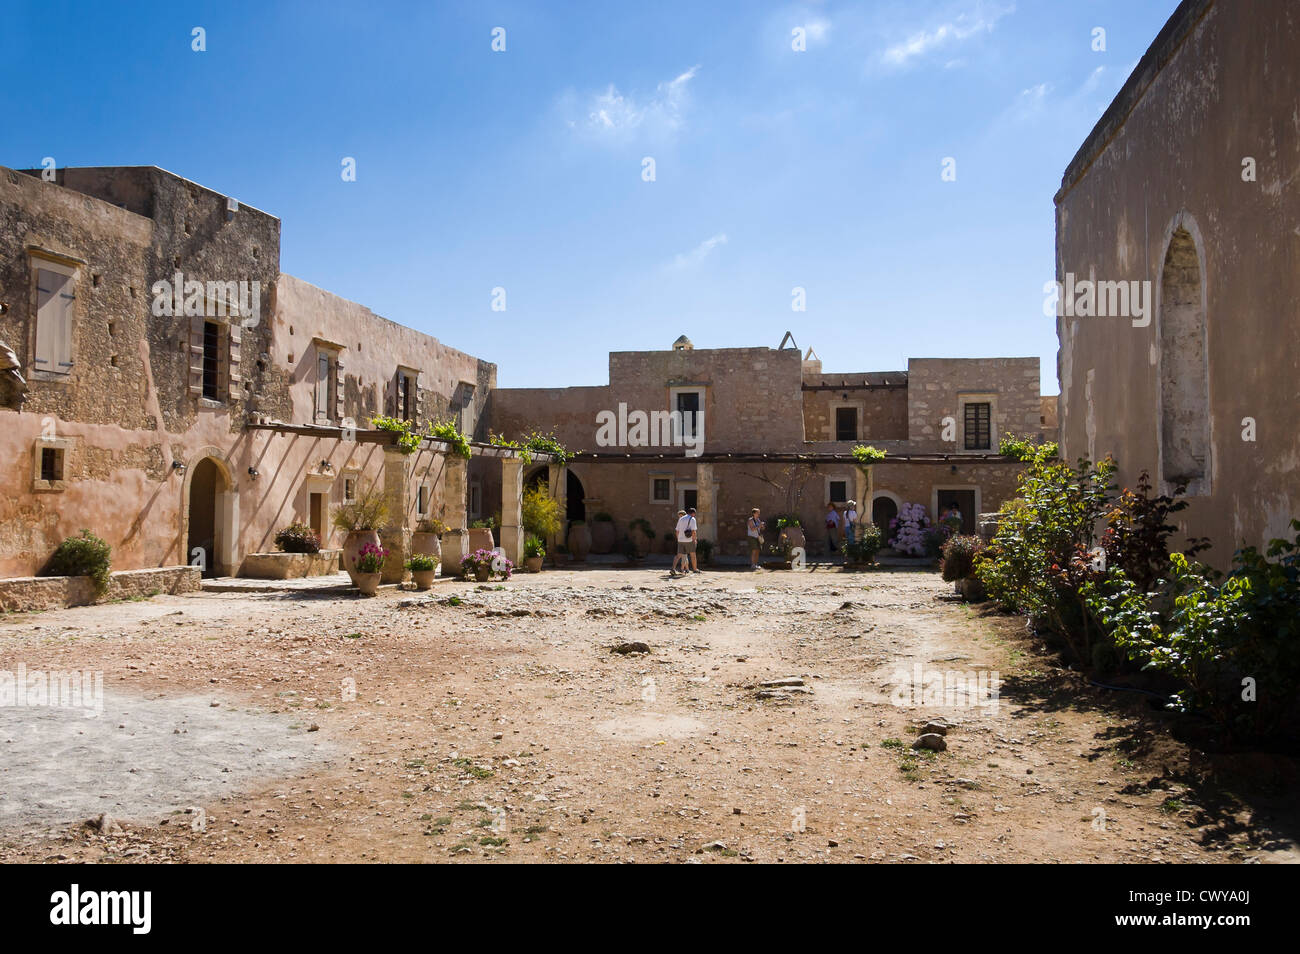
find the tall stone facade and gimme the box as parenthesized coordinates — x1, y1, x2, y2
(1055, 0, 1300, 567)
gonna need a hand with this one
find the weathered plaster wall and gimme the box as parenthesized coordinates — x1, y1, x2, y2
(1055, 0, 1300, 566)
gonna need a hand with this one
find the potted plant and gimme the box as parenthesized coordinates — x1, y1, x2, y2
(332, 488, 389, 585)
(524, 535, 546, 573)
(661, 530, 676, 555)
(589, 511, 616, 554)
(411, 516, 444, 565)
(775, 514, 805, 552)
(940, 534, 986, 601)
(696, 538, 714, 566)
(274, 522, 320, 554)
(406, 552, 437, 590)
(462, 547, 512, 582)
(567, 520, 590, 562)
(628, 518, 655, 557)
(843, 523, 884, 569)
(619, 535, 641, 565)
(354, 542, 387, 596)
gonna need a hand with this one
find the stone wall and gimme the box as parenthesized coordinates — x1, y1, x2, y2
(801, 376, 908, 443)
(1055, 0, 1300, 567)
(0, 565, 199, 613)
(905, 357, 1044, 453)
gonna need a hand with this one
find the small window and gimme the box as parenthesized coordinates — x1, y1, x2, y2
(397, 370, 416, 422)
(964, 402, 991, 450)
(835, 407, 858, 441)
(201, 321, 220, 400)
(829, 479, 848, 503)
(41, 447, 62, 482)
(417, 484, 429, 516)
(652, 477, 671, 502)
(675, 390, 702, 440)
(343, 477, 357, 503)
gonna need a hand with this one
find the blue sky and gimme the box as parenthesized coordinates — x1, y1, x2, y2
(4, 0, 1182, 393)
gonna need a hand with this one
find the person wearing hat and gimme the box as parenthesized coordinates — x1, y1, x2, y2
(843, 499, 859, 546)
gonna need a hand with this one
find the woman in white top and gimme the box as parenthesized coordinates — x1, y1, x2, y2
(844, 500, 858, 545)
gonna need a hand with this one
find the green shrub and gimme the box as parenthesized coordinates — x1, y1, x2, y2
(940, 534, 984, 582)
(275, 523, 320, 554)
(593, 511, 613, 522)
(629, 517, 655, 539)
(851, 444, 887, 467)
(775, 513, 801, 529)
(998, 433, 1059, 462)
(406, 553, 437, 572)
(1100, 471, 1210, 591)
(524, 535, 546, 558)
(47, 530, 112, 595)
(428, 419, 471, 459)
(844, 523, 884, 564)
(522, 483, 561, 539)
(331, 488, 388, 531)
(372, 415, 422, 454)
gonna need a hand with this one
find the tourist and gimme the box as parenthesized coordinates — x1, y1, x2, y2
(685, 507, 700, 573)
(673, 508, 698, 575)
(748, 508, 765, 570)
(825, 502, 840, 555)
(844, 499, 858, 546)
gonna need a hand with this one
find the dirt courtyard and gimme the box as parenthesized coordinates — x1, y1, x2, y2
(1, 566, 1296, 864)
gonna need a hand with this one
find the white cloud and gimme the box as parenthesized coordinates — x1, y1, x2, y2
(576, 65, 701, 142)
(670, 233, 728, 269)
(804, 17, 831, 44)
(881, 2, 1014, 69)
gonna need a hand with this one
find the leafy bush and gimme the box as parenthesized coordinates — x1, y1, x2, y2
(999, 433, 1059, 462)
(940, 535, 984, 582)
(524, 535, 546, 558)
(406, 553, 437, 572)
(775, 513, 801, 529)
(522, 483, 561, 539)
(921, 526, 950, 558)
(372, 415, 422, 454)
(852, 444, 887, 467)
(1085, 522, 1300, 740)
(275, 523, 320, 554)
(629, 517, 654, 539)
(415, 517, 446, 535)
(428, 419, 471, 459)
(47, 530, 112, 595)
(844, 523, 884, 564)
(1100, 471, 1209, 591)
(332, 487, 388, 531)
(593, 511, 613, 522)
(889, 503, 931, 556)
(521, 431, 570, 466)
(354, 542, 388, 574)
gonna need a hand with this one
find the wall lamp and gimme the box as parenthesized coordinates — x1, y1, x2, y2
(319, 460, 334, 474)
(171, 460, 187, 475)
(248, 466, 260, 479)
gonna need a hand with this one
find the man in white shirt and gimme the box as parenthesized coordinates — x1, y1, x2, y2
(844, 500, 858, 546)
(672, 509, 698, 575)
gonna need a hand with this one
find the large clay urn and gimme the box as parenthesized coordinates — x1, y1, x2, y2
(779, 526, 806, 552)
(343, 530, 381, 586)
(589, 518, 615, 554)
(467, 527, 495, 555)
(410, 531, 442, 568)
(567, 522, 591, 562)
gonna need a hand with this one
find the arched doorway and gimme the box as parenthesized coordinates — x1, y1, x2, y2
(871, 494, 898, 537)
(185, 456, 232, 577)
(1158, 218, 1210, 494)
(566, 469, 586, 525)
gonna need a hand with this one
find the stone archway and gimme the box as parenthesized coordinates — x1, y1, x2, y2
(871, 491, 900, 537)
(181, 449, 237, 577)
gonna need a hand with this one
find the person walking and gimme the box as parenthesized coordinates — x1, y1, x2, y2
(673, 508, 698, 575)
(844, 499, 858, 546)
(747, 508, 765, 570)
(825, 502, 841, 556)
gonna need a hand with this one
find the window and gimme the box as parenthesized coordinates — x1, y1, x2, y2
(963, 402, 991, 450)
(828, 479, 848, 503)
(469, 481, 482, 520)
(41, 447, 62, 481)
(651, 476, 671, 503)
(201, 321, 220, 400)
(417, 483, 430, 517)
(396, 369, 418, 422)
(835, 407, 858, 441)
(34, 263, 76, 377)
(343, 475, 357, 503)
(669, 387, 705, 443)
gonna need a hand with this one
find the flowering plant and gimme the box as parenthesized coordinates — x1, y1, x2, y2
(461, 547, 513, 579)
(354, 542, 388, 574)
(889, 502, 932, 556)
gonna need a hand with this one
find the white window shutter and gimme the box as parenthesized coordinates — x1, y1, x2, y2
(34, 268, 73, 374)
(333, 353, 345, 420)
(187, 316, 205, 396)
(227, 323, 242, 401)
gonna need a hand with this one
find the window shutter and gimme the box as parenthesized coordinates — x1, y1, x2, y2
(227, 323, 242, 401)
(187, 315, 205, 396)
(333, 353, 345, 420)
(35, 269, 74, 374)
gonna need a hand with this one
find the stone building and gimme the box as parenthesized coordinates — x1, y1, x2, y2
(1054, 0, 1300, 567)
(0, 164, 510, 583)
(490, 340, 1056, 555)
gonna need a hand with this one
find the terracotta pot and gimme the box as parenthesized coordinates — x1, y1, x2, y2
(343, 530, 381, 585)
(589, 519, 615, 554)
(355, 571, 381, 596)
(474, 565, 491, 582)
(410, 532, 441, 566)
(567, 524, 591, 562)
(525, 556, 544, 573)
(411, 569, 435, 591)
(779, 526, 806, 550)
(958, 577, 987, 602)
(630, 528, 654, 557)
